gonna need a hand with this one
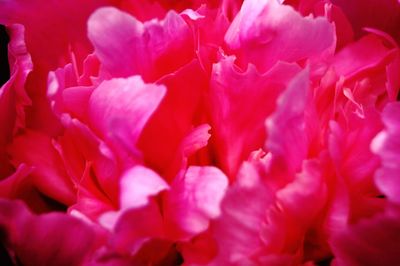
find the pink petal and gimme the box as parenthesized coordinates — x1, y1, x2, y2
(69, 161, 115, 221)
(331, 0, 400, 43)
(0, 1, 119, 135)
(0, 24, 32, 178)
(120, 166, 169, 210)
(260, 160, 327, 261)
(276, 160, 326, 226)
(210, 162, 274, 265)
(385, 53, 400, 102)
(7, 130, 76, 206)
(62, 86, 94, 121)
(179, 230, 218, 265)
(0, 164, 31, 198)
(210, 56, 301, 178)
(285, 1, 355, 49)
(109, 201, 165, 255)
(331, 207, 400, 266)
(225, 0, 335, 72)
(138, 60, 209, 179)
(161, 124, 212, 182)
(332, 34, 394, 79)
(265, 68, 312, 177)
(328, 111, 385, 225)
(56, 117, 119, 205)
(371, 102, 400, 204)
(164, 166, 229, 240)
(328, 108, 383, 187)
(118, 0, 166, 21)
(0, 199, 99, 266)
(88, 76, 166, 159)
(88, 7, 194, 81)
(0, 0, 110, 71)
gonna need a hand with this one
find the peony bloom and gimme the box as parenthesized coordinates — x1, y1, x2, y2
(0, 0, 399, 265)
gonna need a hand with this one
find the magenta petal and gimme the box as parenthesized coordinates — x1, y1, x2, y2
(0, 199, 98, 266)
(0, 24, 32, 178)
(0, 164, 31, 198)
(62, 86, 94, 121)
(385, 53, 400, 101)
(331, 207, 400, 266)
(162, 124, 212, 181)
(210, 56, 301, 178)
(266, 68, 311, 176)
(88, 7, 194, 81)
(54, 117, 120, 217)
(331, 0, 400, 43)
(260, 160, 327, 260)
(7, 130, 76, 206)
(165, 166, 228, 239)
(88, 7, 146, 78)
(88, 76, 166, 158)
(332, 34, 394, 78)
(138, 60, 209, 179)
(371, 102, 400, 204)
(225, 0, 335, 72)
(109, 201, 165, 255)
(0, 0, 110, 71)
(276, 160, 326, 226)
(210, 162, 274, 265)
(120, 166, 169, 210)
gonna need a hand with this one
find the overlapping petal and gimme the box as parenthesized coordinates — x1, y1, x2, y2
(0, 0, 399, 264)
(225, 0, 336, 72)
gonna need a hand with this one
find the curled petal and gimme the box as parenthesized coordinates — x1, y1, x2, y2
(266, 68, 312, 178)
(88, 76, 166, 159)
(165, 166, 229, 240)
(210, 55, 301, 178)
(120, 166, 169, 210)
(331, 206, 400, 266)
(0, 199, 99, 266)
(225, 0, 335, 72)
(371, 102, 400, 204)
(88, 7, 194, 81)
(8, 130, 76, 206)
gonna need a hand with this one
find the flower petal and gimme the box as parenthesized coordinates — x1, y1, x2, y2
(88, 7, 194, 81)
(88, 76, 166, 159)
(210, 161, 274, 265)
(371, 102, 400, 204)
(7, 130, 76, 206)
(0, 199, 99, 266)
(225, 0, 335, 72)
(164, 166, 229, 240)
(210, 56, 301, 178)
(331, 207, 400, 266)
(265, 68, 312, 178)
(120, 166, 169, 210)
(138, 60, 209, 179)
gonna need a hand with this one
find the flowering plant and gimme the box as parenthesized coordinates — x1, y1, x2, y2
(0, 0, 400, 265)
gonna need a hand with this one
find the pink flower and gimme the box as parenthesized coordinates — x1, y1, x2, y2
(0, 0, 399, 265)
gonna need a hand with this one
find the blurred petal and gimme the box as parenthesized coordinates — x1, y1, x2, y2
(371, 102, 400, 204)
(331, 206, 400, 266)
(266, 68, 312, 178)
(0, 199, 99, 266)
